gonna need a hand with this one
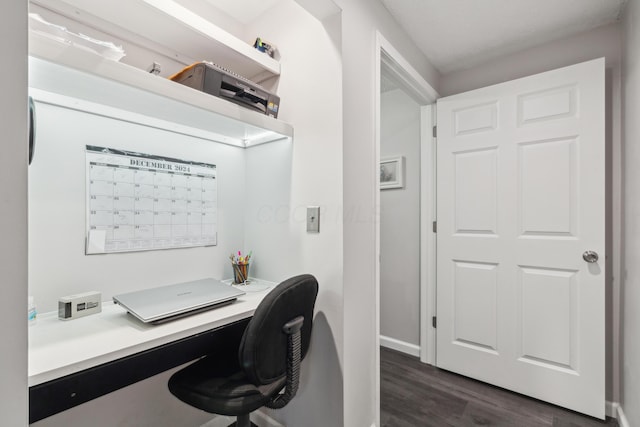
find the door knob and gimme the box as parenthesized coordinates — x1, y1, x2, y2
(582, 251, 599, 263)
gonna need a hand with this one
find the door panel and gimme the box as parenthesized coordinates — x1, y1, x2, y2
(453, 261, 498, 352)
(518, 266, 578, 371)
(454, 148, 498, 234)
(436, 58, 605, 418)
(519, 138, 577, 235)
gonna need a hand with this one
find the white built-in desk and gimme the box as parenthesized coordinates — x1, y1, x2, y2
(28, 279, 276, 424)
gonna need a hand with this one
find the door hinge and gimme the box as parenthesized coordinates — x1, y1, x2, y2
(432, 221, 437, 233)
(432, 125, 437, 138)
(432, 316, 437, 328)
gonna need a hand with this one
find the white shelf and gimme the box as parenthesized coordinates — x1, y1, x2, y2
(139, 0, 280, 77)
(29, 31, 292, 147)
(30, 0, 280, 80)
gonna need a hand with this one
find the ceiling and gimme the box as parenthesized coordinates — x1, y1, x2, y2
(202, 0, 626, 75)
(202, 0, 281, 24)
(380, 0, 627, 74)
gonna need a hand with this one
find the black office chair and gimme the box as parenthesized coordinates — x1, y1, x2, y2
(168, 274, 318, 427)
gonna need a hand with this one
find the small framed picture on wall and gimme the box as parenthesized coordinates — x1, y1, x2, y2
(380, 156, 404, 190)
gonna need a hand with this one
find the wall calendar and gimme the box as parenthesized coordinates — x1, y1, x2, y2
(85, 145, 217, 254)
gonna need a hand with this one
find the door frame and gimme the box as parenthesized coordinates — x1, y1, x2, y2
(374, 31, 439, 422)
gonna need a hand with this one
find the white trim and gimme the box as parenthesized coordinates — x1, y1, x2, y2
(253, 410, 285, 427)
(617, 405, 631, 427)
(375, 30, 439, 427)
(199, 411, 284, 427)
(606, 400, 616, 418)
(419, 105, 430, 364)
(379, 42, 438, 104)
(374, 32, 383, 427)
(420, 104, 437, 365)
(200, 416, 232, 427)
(380, 335, 420, 357)
(609, 402, 631, 427)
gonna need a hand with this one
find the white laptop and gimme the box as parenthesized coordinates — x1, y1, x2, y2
(113, 278, 245, 324)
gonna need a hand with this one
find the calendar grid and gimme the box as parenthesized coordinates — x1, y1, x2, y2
(85, 146, 217, 254)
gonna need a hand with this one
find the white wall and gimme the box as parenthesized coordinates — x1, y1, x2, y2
(439, 23, 622, 96)
(439, 22, 623, 408)
(0, 1, 28, 425)
(30, 0, 344, 426)
(622, 1, 640, 425)
(380, 88, 421, 349)
(27, 59, 254, 427)
(28, 101, 247, 312)
(243, 2, 344, 425)
(333, 0, 441, 425)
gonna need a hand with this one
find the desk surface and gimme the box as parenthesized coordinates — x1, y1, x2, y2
(29, 279, 276, 387)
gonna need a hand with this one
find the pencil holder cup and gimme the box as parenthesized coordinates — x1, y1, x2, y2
(232, 263, 249, 284)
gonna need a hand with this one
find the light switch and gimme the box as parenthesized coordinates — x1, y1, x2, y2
(306, 206, 320, 233)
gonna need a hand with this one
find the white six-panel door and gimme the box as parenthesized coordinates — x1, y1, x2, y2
(436, 58, 605, 418)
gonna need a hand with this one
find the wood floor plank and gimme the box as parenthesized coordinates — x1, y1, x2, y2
(380, 347, 617, 427)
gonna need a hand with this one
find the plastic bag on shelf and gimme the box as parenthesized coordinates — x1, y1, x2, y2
(29, 13, 126, 62)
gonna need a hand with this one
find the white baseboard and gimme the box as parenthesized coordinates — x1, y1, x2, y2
(606, 401, 631, 427)
(199, 411, 283, 427)
(200, 415, 234, 427)
(615, 403, 631, 427)
(253, 410, 285, 427)
(380, 335, 420, 357)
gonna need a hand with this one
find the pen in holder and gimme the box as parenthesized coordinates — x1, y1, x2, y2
(230, 251, 252, 285)
(232, 262, 250, 284)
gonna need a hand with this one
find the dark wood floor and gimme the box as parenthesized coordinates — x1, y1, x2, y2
(381, 347, 618, 427)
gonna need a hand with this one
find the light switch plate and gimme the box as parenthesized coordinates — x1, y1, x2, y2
(306, 206, 320, 233)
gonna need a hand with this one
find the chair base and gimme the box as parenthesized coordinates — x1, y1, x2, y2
(228, 413, 258, 427)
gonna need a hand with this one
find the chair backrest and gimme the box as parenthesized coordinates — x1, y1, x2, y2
(238, 274, 318, 386)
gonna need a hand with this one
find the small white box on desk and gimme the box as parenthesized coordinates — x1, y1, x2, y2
(58, 291, 102, 320)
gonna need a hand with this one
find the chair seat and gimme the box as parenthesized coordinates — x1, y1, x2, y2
(169, 353, 286, 416)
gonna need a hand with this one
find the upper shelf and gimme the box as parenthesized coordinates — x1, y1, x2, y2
(28, 19, 292, 147)
(30, 0, 280, 81)
(139, 0, 281, 77)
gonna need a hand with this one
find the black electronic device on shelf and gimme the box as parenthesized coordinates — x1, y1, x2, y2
(169, 61, 280, 118)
